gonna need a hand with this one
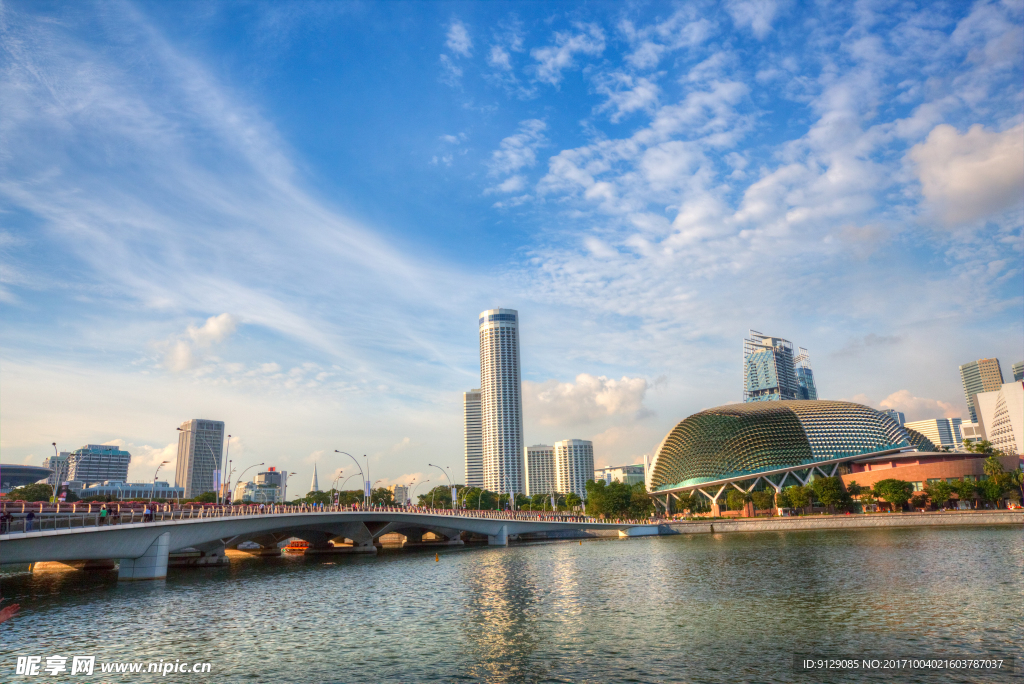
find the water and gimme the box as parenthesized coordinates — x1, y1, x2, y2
(1, 526, 1021, 683)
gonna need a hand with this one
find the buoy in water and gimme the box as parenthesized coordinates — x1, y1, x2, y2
(435, 553, 439, 562)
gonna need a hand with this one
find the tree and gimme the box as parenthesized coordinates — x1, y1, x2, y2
(370, 487, 394, 505)
(784, 485, 810, 511)
(629, 482, 653, 518)
(983, 455, 1005, 479)
(859, 491, 877, 510)
(751, 490, 774, 514)
(565, 492, 582, 510)
(965, 440, 1003, 456)
(417, 485, 454, 509)
(810, 477, 845, 512)
(910, 494, 928, 509)
(873, 479, 914, 512)
(979, 477, 1009, 508)
(726, 489, 748, 511)
(193, 491, 218, 503)
(675, 491, 695, 513)
(923, 480, 952, 508)
(950, 479, 977, 508)
(4, 483, 54, 502)
(846, 481, 863, 497)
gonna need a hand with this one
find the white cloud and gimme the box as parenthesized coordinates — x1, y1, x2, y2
(488, 45, 511, 70)
(162, 313, 238, 372)
(439, 54, 463, 86)
(523, 374, 650, 426)
(531, 24, 605, 86)
(486, 119, 547, 191)
(909, 123, 1024, 226)
(188, 312, 238, 347)
(878, 390, 962, 421)
(446, 20, 473, 57)
(620, 12, 715, 70)
(725, 0, 779, 39)
(104, 439, 178, 483)
(595, 73, 660, 123)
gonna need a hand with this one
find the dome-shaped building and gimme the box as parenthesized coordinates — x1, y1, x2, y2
(647, 401, 912, 510)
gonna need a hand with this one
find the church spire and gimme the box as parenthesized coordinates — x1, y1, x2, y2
(310, 463, 320, 492)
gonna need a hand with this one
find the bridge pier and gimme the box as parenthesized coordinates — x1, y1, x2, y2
(118, 532, 169, 581)
(488, 525, 508, 546)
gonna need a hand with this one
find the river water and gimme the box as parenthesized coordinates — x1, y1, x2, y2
(1, 526, 1021, 683)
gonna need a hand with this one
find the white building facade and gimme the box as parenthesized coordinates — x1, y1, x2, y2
(175, 419, 225, 499)
(973, 382, 1024, 456)
(524, 444, 555, 496)
(479, 309, 524, 495)
(904, 418, 964, 451)
(463, 389, 483, 489)
(554, 439, 594, 500)
(594, 463, 645, 486)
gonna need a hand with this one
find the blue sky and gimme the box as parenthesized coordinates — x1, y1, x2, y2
(1, 0, 1021, 491)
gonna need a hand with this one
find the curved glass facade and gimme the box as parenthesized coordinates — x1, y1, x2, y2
(649, 400, 911, 491)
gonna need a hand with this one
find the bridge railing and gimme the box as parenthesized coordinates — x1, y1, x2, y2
(0, 501, 654, 535)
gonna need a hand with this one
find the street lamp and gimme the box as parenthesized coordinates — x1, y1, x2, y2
(50, 442, 58, 503)
(153, 460, 170, 500)
(411, 480, 430, 507)
(233, 462, 266, 505)
(428, 464, 455, 509)
(334, 451, 366, 505)
(331, 471, 344, 504)
(223, 434, 232, 505)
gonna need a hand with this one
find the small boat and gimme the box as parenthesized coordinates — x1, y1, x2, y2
(282, 539, 311, 554)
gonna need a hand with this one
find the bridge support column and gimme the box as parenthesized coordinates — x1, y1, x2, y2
(118, 532, 169, 581)
(488, 525, 508, 546)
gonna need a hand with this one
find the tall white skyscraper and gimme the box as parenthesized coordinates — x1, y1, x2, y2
(554, 439, 594, 500)
(175, 419, 225, 499)
(463, 389, 483, 488)
(524, 444, 555, 495)
(479, 308, 524, 495)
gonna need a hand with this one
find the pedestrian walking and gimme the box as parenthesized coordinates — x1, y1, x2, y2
(25, 509, 35, 532)
(99, 505, 108, 525)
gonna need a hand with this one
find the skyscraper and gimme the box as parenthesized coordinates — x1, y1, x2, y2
(793, 347, 818, 400)
(524, 444, 555, 496)
(175, 419, 225, 499)
(479, 308, 524, 495)
(463, 389, 483, 488)
(903, 418, 964, 451)
(310, 463, 319, 493)
(1012, 361, 1024, 382)
(743, 330, 800, 402)
(43, 451, 71, 487)
(959, 358, 1004, 422)
(554, 439, 594, 500)
(67, 445, 131, 485)
(881, 409, 906, 426)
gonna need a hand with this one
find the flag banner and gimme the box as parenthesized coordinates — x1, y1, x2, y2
(364, 480, 371, 498)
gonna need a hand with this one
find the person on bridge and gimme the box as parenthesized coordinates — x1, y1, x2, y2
(99, 505, 108, 525)
(25, 510, 35, 532)
(0, 511, 10, 534)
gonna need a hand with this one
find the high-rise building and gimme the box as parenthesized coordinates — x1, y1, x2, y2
(743, 330, 801, 402)
(479, 308, 524, 495)
(43, 452, 71, 487)
(524, 444, 555, 496)
(903, 418, 964, 451)
(254, 467, 287, 503)
(1012, 361, 1024, 382)
(554, 439, 594, 500)
(389, 484, 410, 506)
(174, 419, 225, 499)
(463, 389, 483, 489)
(793, 347, 818, 400)
(310, 463, 320, 493)
(67, 445, 131, 485)
(959, 358, 1004, 422)
(881, 409, 906, 426)
(972, 382, 1024, 456)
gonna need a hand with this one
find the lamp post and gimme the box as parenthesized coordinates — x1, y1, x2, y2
(50, 442, 58, 503)
(153, 460, 170, 500)
(428, 463, 455, 509)
(334, 451, 366, 505)
(331, 471, 344, 505)
(222, 435, 232, 505)
(411, 480, 430, 507)
(233, 462, 265, 505)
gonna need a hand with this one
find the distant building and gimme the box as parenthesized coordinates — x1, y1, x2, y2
(67, 445, 131, 485)
(81, 480, 183, 500)
(463, 389, 483, 489)
(524, 444, 555, 496)
(1012, 361, 1024, 382)
(972, 382, 1024, 456)
(43, 452, 71, 487)
(881, 409, 906, 426)
(594, 464, 645, 486)
(0, 464, 54, 493)
(389, 484, 410, 506)
(793, 347, 818, 400)
(479, 309, 524, 495)
(310, 463, 319, 493)
(959, 358, 1004, 422)
(903, 418, 964, 451)
(960, 421, 984, 446)
(254, 467, 287, 503)
(554, 439, 594, 500)
(743, 330, 801, 402)
(174, 419, 225, 499)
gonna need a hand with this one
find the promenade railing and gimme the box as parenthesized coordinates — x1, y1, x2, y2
(0, 501, 651, 535)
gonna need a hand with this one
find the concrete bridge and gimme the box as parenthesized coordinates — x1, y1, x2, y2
(0, 507, 656, 580)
